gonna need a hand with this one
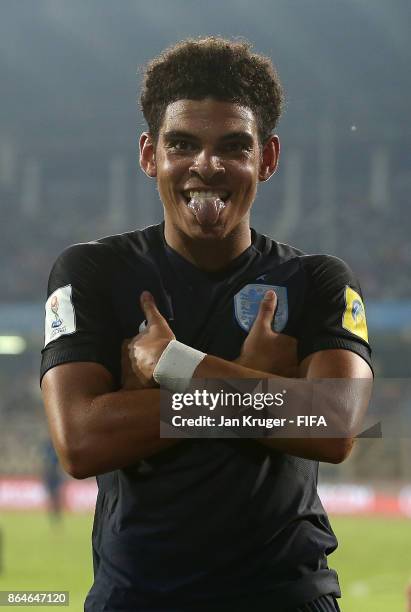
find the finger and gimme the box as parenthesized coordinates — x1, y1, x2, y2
(140, 291, 163, 326)
(253, 290, 277, 331)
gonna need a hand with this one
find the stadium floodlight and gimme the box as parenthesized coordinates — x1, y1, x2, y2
(0, 336, 27, 354)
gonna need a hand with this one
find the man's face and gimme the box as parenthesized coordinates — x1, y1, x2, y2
(140, 98, 279, 241)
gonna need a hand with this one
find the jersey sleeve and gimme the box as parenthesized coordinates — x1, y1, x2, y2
(40, 242, 121, 385)
(298, 255, 372, 371)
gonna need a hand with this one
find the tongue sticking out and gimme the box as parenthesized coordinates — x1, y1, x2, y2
(187, 196, 226, 226)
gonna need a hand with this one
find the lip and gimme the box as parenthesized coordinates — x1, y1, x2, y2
(181, 189, 231, 203)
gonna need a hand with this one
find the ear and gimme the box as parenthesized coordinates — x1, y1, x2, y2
(139, 132, 157, 178)
(258, 135, 280, 182)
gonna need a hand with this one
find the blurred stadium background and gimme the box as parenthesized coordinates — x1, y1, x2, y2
(0, 1, 410, 610)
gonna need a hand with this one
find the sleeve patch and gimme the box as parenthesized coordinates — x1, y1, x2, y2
(44, 284, 76, 347)
(342, 286, 368, 343)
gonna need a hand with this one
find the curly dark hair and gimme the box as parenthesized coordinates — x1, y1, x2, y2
(140, 36, 284, 147)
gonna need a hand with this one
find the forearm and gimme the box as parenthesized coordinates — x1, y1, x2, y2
(257, 437, 354, 464)
(194, 354, 274, 380)
(193, 354, 353, 464)
(79, 354, 279, 476)
(64, 389, 180, 478)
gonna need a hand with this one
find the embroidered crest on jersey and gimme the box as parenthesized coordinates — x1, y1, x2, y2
(234, 284, 288, 333)
(44, 285, 76, 347)
(342, 286, 368, 342)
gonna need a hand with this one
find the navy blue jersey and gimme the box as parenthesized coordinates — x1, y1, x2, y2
(40, 223, 372, 611)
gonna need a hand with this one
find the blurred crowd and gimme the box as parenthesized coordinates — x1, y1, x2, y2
(0, 358, 48, 475)
(1, 139, 409, 304)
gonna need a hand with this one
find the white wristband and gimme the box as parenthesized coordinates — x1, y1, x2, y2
(153, 340, 206, 392)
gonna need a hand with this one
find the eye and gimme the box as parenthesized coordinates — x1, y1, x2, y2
(222, 142, 252, 153)
(168, 139, 196, 152)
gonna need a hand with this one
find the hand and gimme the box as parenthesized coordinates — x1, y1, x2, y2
(235, 290, 299, 377)
(127, 291, 175, 387)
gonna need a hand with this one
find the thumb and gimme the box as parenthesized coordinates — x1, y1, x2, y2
(140, 291, 162, 325)
(252, 290, 277, 331)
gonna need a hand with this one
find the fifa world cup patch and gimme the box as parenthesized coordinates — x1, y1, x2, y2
(44, 284, 76, 347)
(342, 286, 368, 342)
(234, 284, 288, 333)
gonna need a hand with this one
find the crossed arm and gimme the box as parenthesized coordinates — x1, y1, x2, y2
(41, 291, 372, 479)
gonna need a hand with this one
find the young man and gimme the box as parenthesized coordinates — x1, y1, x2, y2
(41, 38, 372, 612)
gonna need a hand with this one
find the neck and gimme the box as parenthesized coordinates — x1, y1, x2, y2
(164, 221, 252, 272)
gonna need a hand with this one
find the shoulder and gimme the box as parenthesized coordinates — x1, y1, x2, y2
(253, 229, 361, 288)
(252, 228, 306, 265)
(51, 240, 110, 273)
(301, 253, 355, 275)
(49, 224, 163, 280)
(300, 254, 360, 294)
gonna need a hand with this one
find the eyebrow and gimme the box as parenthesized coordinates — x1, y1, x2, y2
(163, 130, 254, 144)
(163, 130, 197, 141)
(219, 131, 254, 143)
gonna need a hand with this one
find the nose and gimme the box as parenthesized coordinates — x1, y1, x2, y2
(189, 150, 225, 182)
